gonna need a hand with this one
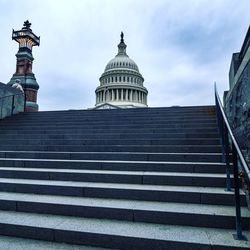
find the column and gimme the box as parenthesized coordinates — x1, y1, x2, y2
(126, 89, 128, 100)
(121, 89, 124, 101)
(109, 90, 111, 101)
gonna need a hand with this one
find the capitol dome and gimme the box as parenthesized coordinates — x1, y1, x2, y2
(104, 56, 139, 72)
(95, 32, 148, 108)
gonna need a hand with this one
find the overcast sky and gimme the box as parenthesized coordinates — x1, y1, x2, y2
(0, 0, 249, 110)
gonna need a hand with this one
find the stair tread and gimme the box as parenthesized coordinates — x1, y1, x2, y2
(0, 157, 225, 165)
(0, 192, 249, 217)
(0, 235, 105, 250)
(0, 210, 249, 248)
(0, 167, 227, 177)
(0, 177, 234, 193)
(0, 150, 223, 155)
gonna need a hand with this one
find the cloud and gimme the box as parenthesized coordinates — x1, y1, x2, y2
(0, 0, 249, 110)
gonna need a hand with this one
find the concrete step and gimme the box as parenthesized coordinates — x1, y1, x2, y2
(17, 105, 215, 115)
(0, 118, 217, 126)
(0, 123, 218, 130)
(18, 105, 215, 114)
(0, 145, 222, 153)
(0, 167, 230, 187)
(0, 210, 248, 249)
(0, 138, 221, 146)
(0, 235, 107, 250)
(5, 115, 217, 124)
(2, 112, 216, 119)
(0, 132, 220, 140)
(0, 178, 244, 206)
(0, 158, 226, 173)
(0, 127, 219, 135)
(0, 192, 249, 230)
(11, 107, 215, 115)
(0, 151, 224, 163)
(4, 116, 216, 125)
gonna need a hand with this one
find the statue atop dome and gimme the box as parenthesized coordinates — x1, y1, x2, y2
(120, 32, 124, 42)
(117, 32, 127, 56)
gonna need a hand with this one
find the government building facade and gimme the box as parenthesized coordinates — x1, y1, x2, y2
(95, 32, 148, 109)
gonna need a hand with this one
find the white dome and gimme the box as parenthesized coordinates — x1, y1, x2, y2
(95, 32, 148, 109)
(105, 55, 139, 72)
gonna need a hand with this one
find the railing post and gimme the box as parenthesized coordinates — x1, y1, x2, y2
(216, 95, 231, 191)
(232, 143, 246, 240)
(224, 125, 232, 191)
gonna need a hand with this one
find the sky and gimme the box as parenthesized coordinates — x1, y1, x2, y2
(0, 0, 249, 111)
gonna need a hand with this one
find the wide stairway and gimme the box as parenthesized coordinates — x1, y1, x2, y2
(0, 106, 249, 249)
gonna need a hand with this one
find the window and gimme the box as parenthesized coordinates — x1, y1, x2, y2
(123, 89, 126, 100)
(118, 89, 121, 100)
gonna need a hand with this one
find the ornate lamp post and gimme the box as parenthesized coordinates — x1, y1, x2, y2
(8, 20, 40, 112)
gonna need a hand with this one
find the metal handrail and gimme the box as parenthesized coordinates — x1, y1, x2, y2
(214, 83, 250, 240)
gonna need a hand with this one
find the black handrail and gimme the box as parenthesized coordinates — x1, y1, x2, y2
(214, 83, 250, 240)
(0, 92, 24, 118)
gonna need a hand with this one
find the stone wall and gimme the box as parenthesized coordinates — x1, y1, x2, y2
(224, 59, 250, 162)
(0, 82, 24, 119)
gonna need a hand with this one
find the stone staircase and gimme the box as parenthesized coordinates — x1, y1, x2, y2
(0, 106, 249, 249)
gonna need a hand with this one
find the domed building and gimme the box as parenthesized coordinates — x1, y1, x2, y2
(95, 32, 148, 109)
